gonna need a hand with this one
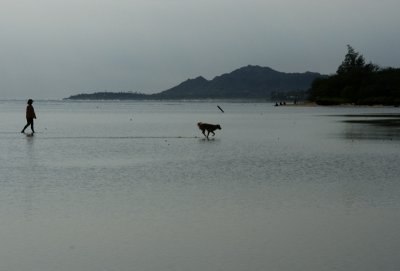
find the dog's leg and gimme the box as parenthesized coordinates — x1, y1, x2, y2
(201, 129, 207, 138)
(206, 130, 210, 140)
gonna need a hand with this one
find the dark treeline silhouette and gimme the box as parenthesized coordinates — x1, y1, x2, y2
(309, 45, 400, 106)
(66, 91, 149, 100)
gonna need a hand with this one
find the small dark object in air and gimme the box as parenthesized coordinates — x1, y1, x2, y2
(217, 105, 224, 113)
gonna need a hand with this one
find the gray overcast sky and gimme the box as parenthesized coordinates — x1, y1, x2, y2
(1, 0, 400, 99)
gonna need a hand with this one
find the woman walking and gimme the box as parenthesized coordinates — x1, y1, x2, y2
(21, 99, 37, 134)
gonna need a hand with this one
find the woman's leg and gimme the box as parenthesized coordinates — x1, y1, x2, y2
(30, 120, 35, 133)
(21, 122, 29, 133)
(21, 119, 33, 133)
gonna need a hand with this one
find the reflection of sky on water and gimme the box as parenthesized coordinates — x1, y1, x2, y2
(1, 102, 400, 271)
(341, 114, 400, 140)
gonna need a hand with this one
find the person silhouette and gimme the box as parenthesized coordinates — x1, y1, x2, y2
(21, 99, 37, 134)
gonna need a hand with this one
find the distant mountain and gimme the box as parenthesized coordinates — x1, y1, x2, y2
(65, 65, 323, 100)
(154, 65, 322, 99)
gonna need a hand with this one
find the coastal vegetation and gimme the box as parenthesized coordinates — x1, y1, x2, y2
(309, 45, 400, 105)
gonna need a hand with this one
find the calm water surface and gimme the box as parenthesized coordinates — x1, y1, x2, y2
(1, 101, 399, 271)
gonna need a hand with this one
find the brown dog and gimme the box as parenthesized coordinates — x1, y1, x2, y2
(197, 122, 221, 139)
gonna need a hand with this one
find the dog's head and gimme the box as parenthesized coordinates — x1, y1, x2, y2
(216, 124, 221, 130)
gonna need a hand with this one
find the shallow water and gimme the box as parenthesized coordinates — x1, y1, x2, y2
(1, 101, 400, 271)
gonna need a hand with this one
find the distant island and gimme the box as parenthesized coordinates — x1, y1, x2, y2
(65, 65, 322, 101)
(65, 47, 400, 105)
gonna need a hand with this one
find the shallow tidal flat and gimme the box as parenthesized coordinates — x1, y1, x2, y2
(1, 100, 399, 271)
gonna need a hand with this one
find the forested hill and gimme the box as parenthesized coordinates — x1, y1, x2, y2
(65, 65, 322, 100)
(153, 66, 321, 99)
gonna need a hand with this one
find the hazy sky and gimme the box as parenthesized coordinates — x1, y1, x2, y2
(1, 0, 399, 99)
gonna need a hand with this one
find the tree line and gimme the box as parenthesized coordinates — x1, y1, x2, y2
(309, 45, 400, 106)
